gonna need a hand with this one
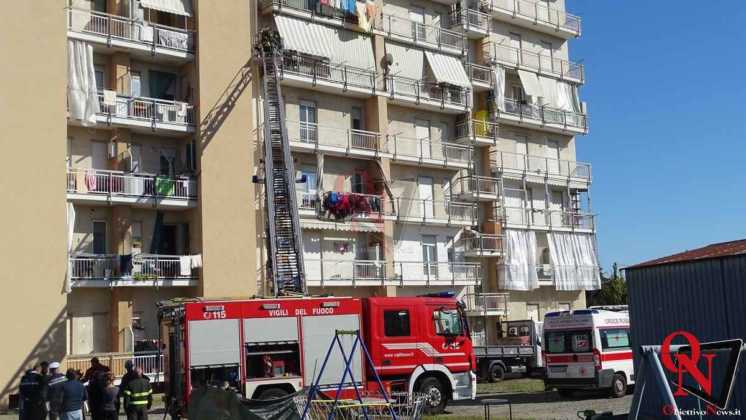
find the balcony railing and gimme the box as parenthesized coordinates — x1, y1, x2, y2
(394, 261, 482, 285)
(397, 197, 477, 224)
(491, 150, 591, 181)
(260, 0, 362, 25)
(502, 206, 595, 230)
(67, 168, 197, 200)
(465, 63, 493, 86)
(463, 234, 504, 254)
(484, 0, 581, 35)
(390, 135, 471, 165)
(500, 98, 588, 131)
(67, 7, 194, 53)
(452, 175, 501, 199)
(456, 119, 499, 142)
(449, 9, 491, 33)
(96, 92, 195, 128)
(485, 42, 584, 82)
(63, 352, 163, 381)
(462, 292, 510, 315)
(380, 13, 465, 52)
(69, 253, 198, 282)
(286, 120, 384, 153)
(386, 76, 470, 108)
(533, 264, 599, 283)
(320, 191, 395, 218)
(297, 191, 318, 211)
(279, 53, 377, 92)
(305, 259, 386, 285)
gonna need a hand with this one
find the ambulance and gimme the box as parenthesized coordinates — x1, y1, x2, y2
(543, 308, 633, 398)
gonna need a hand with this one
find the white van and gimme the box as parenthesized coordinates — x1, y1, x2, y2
(543, 308, 633, 398)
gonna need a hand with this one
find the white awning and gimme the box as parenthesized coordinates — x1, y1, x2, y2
(538, 75, 558, 108)
(424, 51, 471, 88)
(517, 69, 542, 98)
(385, 42, 423, 80)
(333, 29, 375, 70)
(275, 15, 335, 60)
(140, 0, 192, 17)
(301, 220, 384, 232)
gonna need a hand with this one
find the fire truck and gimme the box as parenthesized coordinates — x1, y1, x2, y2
(157, 295, 476, 416)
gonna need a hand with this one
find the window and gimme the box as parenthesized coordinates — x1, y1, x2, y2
(600, 328, 630, 350)
(148, 70, 177, 100)
(351, 172, 365, 194)
(93, 0, 107, 12)
(544, 329, 593, 354)
(94, 66, 105, 92)
(572, 331, 592, 352)
(299, 101, 317, 143)
(446, 236, 454, 263)
(130, 72, 142, 97)
(546, 332, 566, 354)
(351, 107, 363, 130)
(433, 309, 463, 336)
(92, 221, 107, 254)
(384, 310, 411, 337)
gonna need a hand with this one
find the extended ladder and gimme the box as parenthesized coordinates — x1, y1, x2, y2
(259, 47, 306, 296)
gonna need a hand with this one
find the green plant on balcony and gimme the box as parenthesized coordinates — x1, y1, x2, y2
(133, 272, 157, 281)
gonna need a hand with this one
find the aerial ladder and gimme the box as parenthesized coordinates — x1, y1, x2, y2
(256, 32, 306, 296)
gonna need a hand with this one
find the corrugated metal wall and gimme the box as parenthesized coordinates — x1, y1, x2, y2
(626, 255, 746, 414)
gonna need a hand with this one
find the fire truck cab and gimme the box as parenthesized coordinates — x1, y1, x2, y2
(543, 308, 633, 398)
(158, 295, 475, 416)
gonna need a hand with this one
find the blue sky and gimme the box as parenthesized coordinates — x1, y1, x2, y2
(567, 0, 746, 271)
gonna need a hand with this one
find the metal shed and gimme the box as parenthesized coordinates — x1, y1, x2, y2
(624, 240, 746, 413)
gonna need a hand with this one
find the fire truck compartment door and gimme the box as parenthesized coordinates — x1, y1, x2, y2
(188, 319, 241, 367)
(302, 314, 363, 386)
(244, 317, 298, 343)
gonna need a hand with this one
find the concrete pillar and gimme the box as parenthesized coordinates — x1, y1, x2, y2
(111, 288, 134, 352)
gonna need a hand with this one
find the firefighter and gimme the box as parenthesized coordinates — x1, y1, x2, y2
(46, 362, 67, 420)
(123, 367, 152, 420)
(19, 365, 46, 420)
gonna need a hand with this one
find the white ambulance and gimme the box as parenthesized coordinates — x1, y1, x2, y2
(543, 308, 633, 398)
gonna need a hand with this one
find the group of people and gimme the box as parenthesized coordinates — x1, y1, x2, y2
(18, 357, 153, 420)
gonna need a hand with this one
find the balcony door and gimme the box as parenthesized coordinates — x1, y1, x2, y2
(546, 139, 561, 174)
(92, 221, 107, 254)
(91, 141, 107, 170)
(418, 176, 434, 219)
(508, 32, 522, 64)
(409, 8, 426, 41)
(421, 235, 438, 279)
(415, 119, 431, 159)
(538, 40, 554, 73)
(549, 190, 565, 227)
(299, 100, 317, 143)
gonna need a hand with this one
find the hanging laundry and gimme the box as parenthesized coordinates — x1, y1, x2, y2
(366, 0, 378, 28)
(85, 170, 97, 192)
(179, 255, 191, 277)
(190, 254, 203, 269)
(155, 176, 174, 196)
(320, 0, 330, 6)
(356, 1, 370, 31)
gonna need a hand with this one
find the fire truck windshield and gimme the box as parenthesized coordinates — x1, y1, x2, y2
(434, 309, 464, 336)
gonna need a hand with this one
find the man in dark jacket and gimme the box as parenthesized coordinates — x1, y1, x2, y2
(59, 370, 86, 420)
(19, 365, 45, 420)
(46, 362, 67, 420)
(123, 368, 152, 420)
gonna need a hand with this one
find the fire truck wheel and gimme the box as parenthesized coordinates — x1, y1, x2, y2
(256, 387, 290, 400)
(488, 363, 505, 382)
(610, 374, 627, 398)
(418, 376, 447, 414)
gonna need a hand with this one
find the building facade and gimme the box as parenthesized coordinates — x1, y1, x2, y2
(0, 0, 599, 406)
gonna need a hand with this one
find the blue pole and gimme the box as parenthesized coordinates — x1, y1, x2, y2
(358, 330, 398, 420)
(302, 331, 341, 420)
(332, 335, 370, 420)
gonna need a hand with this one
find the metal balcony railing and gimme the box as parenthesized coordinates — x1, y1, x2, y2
(500, 98, 588, 131)
(396, 197, 477, 224)
(386, 76, 471, 108)
(502, 206, 596, 230)
(379, 13, 465, 52)
(389, 135, 471, 165)
(452, 175, 501, 199)
(463, 234, 504, 254)
(484, 0, 581, 35)
(297, 191, 319, 211)
(465, 63, 493, 86)
(67, 168, 197, 200)
(455, 119, 499, 141)
(485, 42, 584, 82)
(305, 259, 387, 285)
(67, 7, 194, 53)
(462, 292, 510, 315)
(394, 261, 482, 285)
(260, 0, 362, 25)
(449, 9, 491, 33)
(491, 150, 592, 181)
(69, 253, 198, 281)
(279, 53, 377, 92)
(285, 120, 385, 153)
(96, 92, 195, 127)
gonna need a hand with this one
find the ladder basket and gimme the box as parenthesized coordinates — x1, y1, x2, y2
(293, 391, 426, 420)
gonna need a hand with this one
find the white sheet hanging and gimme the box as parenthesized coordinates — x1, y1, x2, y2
(538, 76, 558, 108)
(424, 51, 471, 88)
(500, 229, 539, 291)
(385, 41, 424, 80)
(547, 232, 600, 290)
(67, 40, 100, 127)
(140, 0, 192, 17)
(517, 69, 542, 98)
(494, 65, 506, 111)
(555, 80, 581, 112)
(65, 203, 76, 293)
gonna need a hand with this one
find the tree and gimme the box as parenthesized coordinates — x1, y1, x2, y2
(587, 262, 628, 306)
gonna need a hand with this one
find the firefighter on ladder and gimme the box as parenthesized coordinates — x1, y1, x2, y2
(122, 367, 152, 420)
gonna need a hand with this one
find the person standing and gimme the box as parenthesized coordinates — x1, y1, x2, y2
(46, 362, 67, 420)
(100, 374, 119, 420)
(19, 365, 45, 420)
(123, 368, 152, 420)
(59, 370, 86, 420)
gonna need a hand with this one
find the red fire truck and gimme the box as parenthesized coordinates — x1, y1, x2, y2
(157, 295, 476, 416)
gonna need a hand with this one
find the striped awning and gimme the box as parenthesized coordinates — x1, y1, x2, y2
(301, 219, 384, 232)
(424, 51, 470, 88)
(385, 42, 424, 80)
(140, 0, 192, 16)
(517, 69, 542, 98)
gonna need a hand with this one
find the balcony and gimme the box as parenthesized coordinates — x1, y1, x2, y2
(498, 98, 588, 134)
(448, 9, 491, 38)
(390, 135, 472, 169)
(63, 352, 163, 383)
(396, 198, 477, 226)
(305, 259, 386, 286)
(484, 0, 581, 39)
(463, 234, 504, 257)
(455, 119, 499, 146)
(278, 53, 377, 97)
(532, 264, 600, 286)
(69, 253, 199, 287)
(465, 63, 493, 91)
(260, 0, 364, 30)
(297, 192, 394, 230)
(502, 206, 596, 232)
(485, 42, 584, 83)
(491, 150, 591, 186)
(91, 92, 195, 133)
(379, 14, 465, 55)
(285, 120, 386, 159)
(462, 292, 510, 316)
(385, 76, 470, 113)
(66, 168, 197, 210)
(452, 175, 501, 201)
(394, 261, 482, 286)
(67, 8, 194, 61)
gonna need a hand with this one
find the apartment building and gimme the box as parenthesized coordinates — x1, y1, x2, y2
(1, 0, 257, 407)
(255, 0, 600, 347)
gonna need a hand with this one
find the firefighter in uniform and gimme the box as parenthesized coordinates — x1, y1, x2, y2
(19, 366, 46, 420)
(46, 362, 67, 420)
(122, 368, 152, 420)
